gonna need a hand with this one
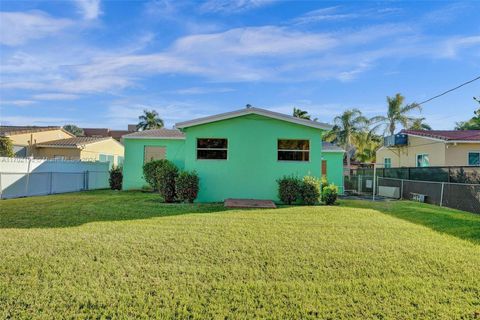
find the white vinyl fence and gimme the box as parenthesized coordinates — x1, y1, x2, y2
(0, 157, 110, 199)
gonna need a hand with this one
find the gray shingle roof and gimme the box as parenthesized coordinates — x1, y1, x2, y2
(322, 142, 344, 152)
(0, 126, 62, 136)
(36, 136, 112, 148)
(123, 128, 185, 139)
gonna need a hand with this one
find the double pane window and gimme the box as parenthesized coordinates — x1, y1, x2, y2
(197, 138, 228, 160)
(278, 139, 309, 161)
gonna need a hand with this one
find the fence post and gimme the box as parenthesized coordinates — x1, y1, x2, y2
(400, 179, 404, 199)
(24, 157, 32, 197)
(439, 182, 445, 207)
(85, 170, 89, 190)
(49, 172, 53, 195)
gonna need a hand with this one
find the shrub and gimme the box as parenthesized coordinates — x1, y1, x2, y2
(277, 175, 302, 205)
(142, 160, 164, 191)
(0, 137, 14, 157)
(175, 171, 200, 203)
(322, 184, 338, 205)
(301, 176, 321, 205)
(109, 166, 123, 190)
(320, 176, 329, 201)
(156, 160, 179, 203)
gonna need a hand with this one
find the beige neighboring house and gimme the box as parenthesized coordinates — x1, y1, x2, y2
(0, 126, 74, 157)
(0, 126, 125, 166)
(376, 130, 480, 168)
(35, 137, 125, 166)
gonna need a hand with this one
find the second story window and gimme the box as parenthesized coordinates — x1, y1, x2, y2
(278, 139, 310, 161)
(197, 138, 228, 160)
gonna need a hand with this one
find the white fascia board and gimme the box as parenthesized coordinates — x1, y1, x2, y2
(175, 107, 333, 130)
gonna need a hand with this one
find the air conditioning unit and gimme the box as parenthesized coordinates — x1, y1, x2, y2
(383, 134, 408, 147)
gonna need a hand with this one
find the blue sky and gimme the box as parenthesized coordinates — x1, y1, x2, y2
(1, 0, 479, 130)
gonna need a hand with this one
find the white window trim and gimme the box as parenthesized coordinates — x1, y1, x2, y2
(277, 139, 311, 162)
(196, 138, 228, 160)
(468, 151, 480, 166)
(416, 153, 430, 167)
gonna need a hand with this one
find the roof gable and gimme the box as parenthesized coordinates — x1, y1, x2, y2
(175, 107, 332, 130)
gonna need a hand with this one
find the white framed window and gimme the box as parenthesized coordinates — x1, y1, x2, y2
(197, 138, 228, 160)
(416, 154, 430, 167)
(53, 155, 65, 160)
(278, 139, 310, 161)
(468, 152, 480, 166)
(384, 157, 392, 168)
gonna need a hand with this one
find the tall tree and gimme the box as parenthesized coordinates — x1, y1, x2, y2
(455, 97, 480, 130)
(292, 107, 317, 121)
(371, 93, 421, 135)
(325, 109, 368, 173)
(408, 117, 432, 131)
(63, 124, 84, 136)
(137, 110, 164, 131)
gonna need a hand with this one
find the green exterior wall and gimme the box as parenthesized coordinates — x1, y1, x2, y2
(322, 152, 344, 194)
(183, 114, 323, 202)
(122, 114, 345, 201)
(122, 138, 185, 190)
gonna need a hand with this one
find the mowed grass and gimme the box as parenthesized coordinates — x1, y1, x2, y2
(0, 191, 479, 319)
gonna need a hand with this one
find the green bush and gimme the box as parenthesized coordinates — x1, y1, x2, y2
(142, 160, 164, 191)
(109, 166, 123, 190)
(301, 176, 321, 205)
(142, 159, 179, 201)
(277, 175, 302, 205)
(322, 184, 338, 205)
(175, 171, 200, 203)
(156, 160, 178, 203)
(0, 137, 14, 157)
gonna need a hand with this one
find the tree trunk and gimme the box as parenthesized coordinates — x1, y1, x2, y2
(346, 150, 351, 177)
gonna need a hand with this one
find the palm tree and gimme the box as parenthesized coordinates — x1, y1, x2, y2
(325, 109, 368, 173)
(408, 118, 432, 131)
(293, 107, 317, 121)
(353, 131, 381, 163)
(137, 110, 164, 131)
(371, 93, 421, 136)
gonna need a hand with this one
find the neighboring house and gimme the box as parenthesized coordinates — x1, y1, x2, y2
(122, 107, 344, 202)
(376, 130, 480, 168)
(35, 137, 125, 166)
(0, 126, 74, 157)
(83, 124, 136, 142)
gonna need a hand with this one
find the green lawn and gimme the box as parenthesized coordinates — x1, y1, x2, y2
(1, 191, 479, 319)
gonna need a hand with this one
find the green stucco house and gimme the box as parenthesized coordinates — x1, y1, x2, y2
(122, 107, 344, 202)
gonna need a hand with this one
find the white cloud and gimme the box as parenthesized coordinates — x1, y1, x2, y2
(32, 93, 81, 100)
(0, 115, 73, 126)
(440, 35, 480, 58)
(0, 11, 72, 46)
(293, 7, 358, 24)
(172, 87, 235, 95)
(0, 100, 36, 106)
(200, 0, 275, 13)
(73, 0, 102, 20)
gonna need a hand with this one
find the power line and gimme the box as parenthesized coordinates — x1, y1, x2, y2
(417, 75, 480, 105)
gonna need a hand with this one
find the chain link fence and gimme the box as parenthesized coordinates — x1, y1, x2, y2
(376, 177, 479, 214)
